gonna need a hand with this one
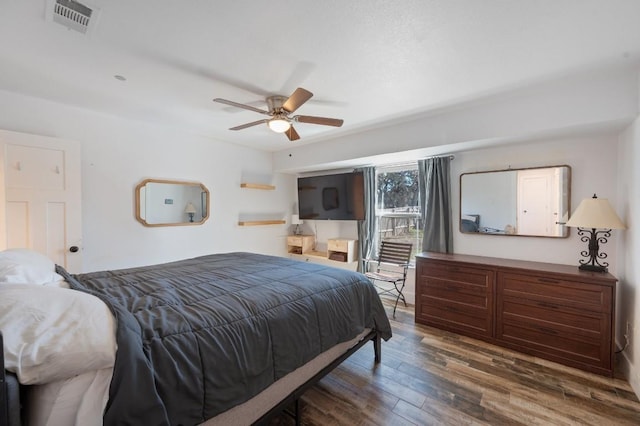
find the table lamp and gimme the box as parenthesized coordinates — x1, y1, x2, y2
(291, 214, 303, 235)
(185, 202, 197, 223)
(565, 194, 625, 272)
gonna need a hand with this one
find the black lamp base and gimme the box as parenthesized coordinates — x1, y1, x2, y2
(578, 264, 608, 273)
(575, 227, 611, 273)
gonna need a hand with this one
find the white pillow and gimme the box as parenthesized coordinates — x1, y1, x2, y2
(0, 284, 116, 384)
(0, 248, 63, 285)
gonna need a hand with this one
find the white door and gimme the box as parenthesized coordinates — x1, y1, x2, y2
(0, 129, 82, 272)
(516, 168, 560, 236)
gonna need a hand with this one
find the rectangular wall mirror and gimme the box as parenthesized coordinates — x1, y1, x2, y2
(460, 165, 571, 237)
(136, 179, 209, 227)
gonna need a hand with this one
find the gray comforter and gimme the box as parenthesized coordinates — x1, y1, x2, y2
(58, 252, 391, 425)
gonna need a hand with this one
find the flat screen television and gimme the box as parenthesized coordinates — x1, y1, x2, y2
(297, 172, 365, 220)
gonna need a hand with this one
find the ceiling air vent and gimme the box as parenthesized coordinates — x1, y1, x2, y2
(46, 0, 100, 35)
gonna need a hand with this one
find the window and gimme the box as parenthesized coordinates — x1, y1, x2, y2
(375, 164, 422, 261)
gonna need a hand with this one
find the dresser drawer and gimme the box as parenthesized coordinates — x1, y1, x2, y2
(286, 235, 315, 255)
(287, 236, 304, 246)
(418, 260, 493, 309)
(498, 305, 611, 370)
(327, 239, 349, 252)
(418, 276, 490, 308)
(416, 258, 494, 339)
(496, 271, 613, 374)
(499, 299, 606, 345)
(499, 272, 612, 313)
(417, 293, 493, 338)
(418, 261, 492, 286)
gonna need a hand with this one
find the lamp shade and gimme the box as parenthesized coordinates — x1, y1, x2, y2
(268, 118, 291, 133)
(184, 203, 197, 214)
(291, 214, 303, 225)
(565, 196, 625, 229)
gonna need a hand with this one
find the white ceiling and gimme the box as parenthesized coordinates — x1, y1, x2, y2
(1, 0, 639, 152)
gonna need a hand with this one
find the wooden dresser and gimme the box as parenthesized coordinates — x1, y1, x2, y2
(415, 252, 617, 377)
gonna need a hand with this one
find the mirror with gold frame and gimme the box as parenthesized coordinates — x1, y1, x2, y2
(135, 179, 209, 227)
(460, 165, 571, 237)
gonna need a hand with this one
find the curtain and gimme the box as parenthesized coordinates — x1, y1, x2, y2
(357, 167, 377, 272)
(418, 156, 453, 253)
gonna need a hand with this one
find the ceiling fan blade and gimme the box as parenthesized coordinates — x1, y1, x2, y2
(295, 115, 344, 127)
(213, 98, 270, 115)
(278, 61, 316, 94)
(229, 119, 268, 131)
(285, 125, 300, 141)
(282, 88, 313, 113)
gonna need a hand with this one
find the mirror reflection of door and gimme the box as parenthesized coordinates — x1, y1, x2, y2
(460, 165, 570, 238)
(517, 168, 562, 236)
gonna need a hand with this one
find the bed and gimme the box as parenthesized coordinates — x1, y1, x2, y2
(460, 214, 480, 232)
(0, 249, 392, 425)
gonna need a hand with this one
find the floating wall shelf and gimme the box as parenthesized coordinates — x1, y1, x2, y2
(238, 220, 286, 226)
(240, 183, 276, 190)
(239, 181, 280, 226)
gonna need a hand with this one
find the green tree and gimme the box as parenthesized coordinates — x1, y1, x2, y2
(376, 170, 419, 209)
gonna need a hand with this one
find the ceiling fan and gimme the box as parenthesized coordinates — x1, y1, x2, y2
(213, 87, 343, 141)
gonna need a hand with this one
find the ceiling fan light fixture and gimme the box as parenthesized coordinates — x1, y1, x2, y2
(268, 118, 291, 133)
(213, 88, 343, 140)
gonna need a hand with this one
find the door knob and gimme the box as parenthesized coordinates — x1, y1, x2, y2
(69, 246, 79, 253)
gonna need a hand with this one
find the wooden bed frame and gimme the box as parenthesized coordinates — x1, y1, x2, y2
(1, 330, 382, 426)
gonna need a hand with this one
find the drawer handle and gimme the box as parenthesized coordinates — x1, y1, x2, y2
(537, 278, 559, 284)
(537, 302, 557, 309)
(448, 267, 460, 272)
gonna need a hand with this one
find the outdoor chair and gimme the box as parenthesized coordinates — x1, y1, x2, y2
(364, 241, 413, 318)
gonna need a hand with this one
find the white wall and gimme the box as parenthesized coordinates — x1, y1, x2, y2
(274, 65, 638, 173)
(617, 110, 640, 396)
(0, 89, 295, 271)
(452, 135, 621, 269)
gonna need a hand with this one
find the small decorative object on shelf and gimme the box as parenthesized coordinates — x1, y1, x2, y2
(565, 194, 626, 272)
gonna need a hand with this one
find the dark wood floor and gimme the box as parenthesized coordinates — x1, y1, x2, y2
(270, 298, 640, 425)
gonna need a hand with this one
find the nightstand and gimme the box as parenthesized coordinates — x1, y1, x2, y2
(286, 235, 315, 255)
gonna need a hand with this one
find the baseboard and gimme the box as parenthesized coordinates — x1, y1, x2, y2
(617, 343, 640, 400)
